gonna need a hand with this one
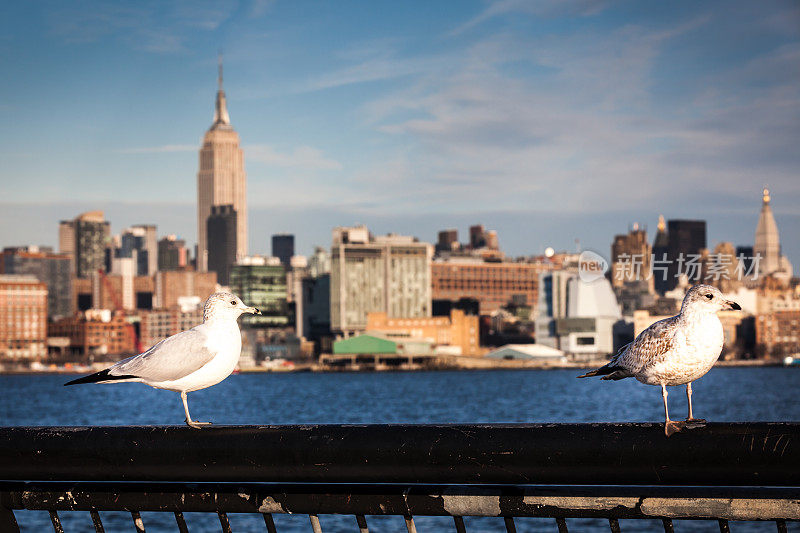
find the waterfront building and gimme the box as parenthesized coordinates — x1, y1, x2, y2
(535, 271, 622, 358)
(0, 246, 72, 318)
(485, 344, 566, 362)
(330, 226, 432, 336)
(154, 270, 217, 309)
(366, 308, 479, 356)
(271, 234, 295, 268)
(0, 275, 47, 360)
(331, 333, 433, 358)
(229, 256, 289, 327)
(48, 309, 135, 360)
(431, 257, 550, 315)
(753, 188, 793, 284)
(757, 310, 800, 357)
(197, 58, 247, 271)
(157, 235, 188, 271)
(119, 225, 157, 276)
(59, 211, 110, 278)
(206, 204, 237, 286)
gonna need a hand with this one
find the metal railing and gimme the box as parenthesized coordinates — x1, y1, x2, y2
(1, 423, 798, 532)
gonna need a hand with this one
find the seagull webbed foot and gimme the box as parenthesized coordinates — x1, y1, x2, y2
(664, 420, 684, 437)
(186, 419, 213, 429)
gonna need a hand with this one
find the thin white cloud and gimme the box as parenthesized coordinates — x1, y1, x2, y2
(44, 0, 237, 53)
(246, 144, 343, 171)
(116, 145, 196, 154)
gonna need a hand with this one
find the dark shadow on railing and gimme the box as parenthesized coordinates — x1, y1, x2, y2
(0, 423, 798, 531)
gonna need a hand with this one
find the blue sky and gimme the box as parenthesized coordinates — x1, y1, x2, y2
(1, 0, 798, 265)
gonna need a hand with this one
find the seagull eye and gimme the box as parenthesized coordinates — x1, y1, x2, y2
(230, 300, 236, 305)
(705, 294, 713, 300)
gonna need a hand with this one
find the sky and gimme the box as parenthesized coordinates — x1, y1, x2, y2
(1, 0, 799, 265)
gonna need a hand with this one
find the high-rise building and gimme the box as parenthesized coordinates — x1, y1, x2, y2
(754, 188, 793, 283)
(197, 57, 247, 272)
(271, 234, 295, 268)
(0, 275, 47, 360)
(229, 256, 289, 327)
(308, 246, 331, 278)
(207, 205, 237, 286)
(665, 219, 706, 290)
(59, 211, 110, 278)
(331, 226, 432, 336)
(0, 246, 73, 319)
(157, 235, 188, 271)
(119, 225, 157, 276)
(652, 215, 669, 294)
(610, 224, 652, 290)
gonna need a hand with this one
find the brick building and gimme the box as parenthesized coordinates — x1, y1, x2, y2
(0, 275, 48, 360)
(48, 309, 135, 360)
(154, 270, 217, 309)
(432, 258, 551, 315)
(756, 310, 800, 357)
(366, 309, 480, 356)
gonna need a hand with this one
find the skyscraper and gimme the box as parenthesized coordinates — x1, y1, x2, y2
(271, 234, 295, 268)
(206, 205, 237, 286)
(197, 57, 247, 271)
(753, 187, 792, 283)
(59, 211, 110, 278)
(666, 219, 706, 290)
(652, 215, 669, 294)
(119, 225, 157, 276)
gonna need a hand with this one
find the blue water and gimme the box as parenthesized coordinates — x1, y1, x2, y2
(1, 367, 798, 532)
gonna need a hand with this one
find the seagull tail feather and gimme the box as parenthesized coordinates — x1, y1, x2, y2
(577, 362, 626, 379)
(64, 368, 138, 386)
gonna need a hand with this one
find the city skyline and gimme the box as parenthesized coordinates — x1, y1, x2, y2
(1, 1, 798, 264)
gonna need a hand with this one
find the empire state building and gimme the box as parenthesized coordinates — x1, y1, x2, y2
(197, 58, 247, 272)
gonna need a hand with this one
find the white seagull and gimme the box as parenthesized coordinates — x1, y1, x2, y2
(66, 292, 260, 428)
(578, 284, 740, 436)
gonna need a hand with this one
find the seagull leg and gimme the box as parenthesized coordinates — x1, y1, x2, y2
(181, 391, 211, 429)
(685, 382, 706, 424)
(662, 384, 683, 437)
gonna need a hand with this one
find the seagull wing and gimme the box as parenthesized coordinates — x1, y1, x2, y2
(615, 315, 679, 373)
(108, 325, 217, 383)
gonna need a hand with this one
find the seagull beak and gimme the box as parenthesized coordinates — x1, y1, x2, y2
(249, 307, 261, 315)
(726, 300, 741, 311)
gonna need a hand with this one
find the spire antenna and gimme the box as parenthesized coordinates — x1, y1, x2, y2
(218, 52, 223, 91)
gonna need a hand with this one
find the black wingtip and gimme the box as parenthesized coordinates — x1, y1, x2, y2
(64, 368, 136, 386)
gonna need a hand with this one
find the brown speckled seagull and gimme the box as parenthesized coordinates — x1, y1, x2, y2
(578, 284, 740, 436)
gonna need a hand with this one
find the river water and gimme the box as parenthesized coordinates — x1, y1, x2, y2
(1, 367, 798, 532)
